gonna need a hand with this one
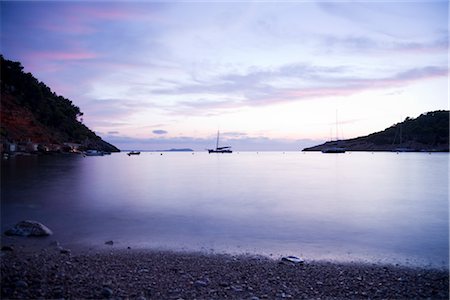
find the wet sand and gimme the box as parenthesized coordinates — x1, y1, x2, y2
(1, 243, 448, 299)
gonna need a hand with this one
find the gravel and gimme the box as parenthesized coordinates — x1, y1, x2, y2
(1, 246, 448, 299)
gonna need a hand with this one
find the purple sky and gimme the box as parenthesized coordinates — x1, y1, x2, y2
(1, 1, 448, 150)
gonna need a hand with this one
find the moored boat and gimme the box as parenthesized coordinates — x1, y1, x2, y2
(83, 150, 104, 156)
(127, 151, 141, 156)
(207, 131, 232, 153)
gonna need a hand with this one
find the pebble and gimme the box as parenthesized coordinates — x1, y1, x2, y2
(281, 256, 305, 265)
(231, 285, 243, 292)
(105, 240, 114, 245)
(101, 287, 113, 298)
(194, 280, 208, 287)
(0, 249, 448, 299)
(15, 280, 28, 289)
(1, 246, 14, 252)
(60, 248, 71, 254)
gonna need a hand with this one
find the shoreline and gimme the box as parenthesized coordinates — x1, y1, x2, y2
(1, 244, 449, 299)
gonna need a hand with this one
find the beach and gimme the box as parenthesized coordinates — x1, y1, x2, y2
(1, 242, 448, 299)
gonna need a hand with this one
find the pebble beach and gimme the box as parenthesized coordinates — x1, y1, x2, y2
(1, 243, 449, 299)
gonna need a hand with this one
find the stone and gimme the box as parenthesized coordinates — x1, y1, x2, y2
(194, 280, 208, 287)
(15, 280, 28, 289)
(105, 240, 114, 245)
(101, 287, 113, 298)
(5, 220, 53, 237)
(1, 246, 14, 251)
(231, 285, 243, 292)
(60, 248, 71, 254)
(281, 256, 305, 265)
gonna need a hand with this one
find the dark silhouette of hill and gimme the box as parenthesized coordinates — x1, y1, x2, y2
(0, 56, 119, 152)
(303, 111, 449, 152)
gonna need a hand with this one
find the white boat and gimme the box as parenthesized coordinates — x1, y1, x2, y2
(207, 131, 232, 153)
(83, 150, 104, 156)
(322, 110, 346, 154)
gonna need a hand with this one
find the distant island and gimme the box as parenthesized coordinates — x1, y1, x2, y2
(0, 56, 119, 154)
(139, 148, 194, 152)
(167, 148, 193, 152)
(303, 110, 449, 152)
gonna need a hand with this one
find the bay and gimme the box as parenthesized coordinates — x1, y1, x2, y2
(1, 152, 448, 268)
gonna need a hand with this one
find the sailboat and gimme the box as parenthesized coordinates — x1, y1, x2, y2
(322, 110, 346, 153)
(208, 131, 232, 153)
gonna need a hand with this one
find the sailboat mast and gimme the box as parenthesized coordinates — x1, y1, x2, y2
(216, 130, 219, 150)
(335, 110, 338, 141)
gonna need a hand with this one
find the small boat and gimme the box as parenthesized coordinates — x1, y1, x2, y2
(207, 131, 232, 153)
(83, 150, 104, 156)
(322, 110, 345, 154)
(208, 146, 232, 153)
(127, 151, 141, 156)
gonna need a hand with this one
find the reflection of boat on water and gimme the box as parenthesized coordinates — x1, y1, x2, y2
(127, 151, 141, 156)
(83, 150, 104, 156)
(208, 131, 232, 153)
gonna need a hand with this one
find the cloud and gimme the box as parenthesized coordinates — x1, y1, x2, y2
(108, 131, 120, 135)
(28, 51, 98, 61)
(319, 35, 448, 54)
(153, 64, 448, 115)
(221, 132, 248, 137)
(153, 130, 168, 135)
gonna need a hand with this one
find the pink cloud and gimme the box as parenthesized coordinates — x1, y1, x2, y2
(29, 51, 97, 61)
(38, 21, 97, 35)
(286, 67, 448, 101)
(34, 4, 160, 35)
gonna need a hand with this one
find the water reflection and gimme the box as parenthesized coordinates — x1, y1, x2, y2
(1, 152, 448, 267)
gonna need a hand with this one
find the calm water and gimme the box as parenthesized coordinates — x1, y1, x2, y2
(1, 152, 448, 268)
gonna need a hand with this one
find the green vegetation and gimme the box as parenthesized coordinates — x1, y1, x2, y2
(364, 111, 449, 146)
(367, 110, 449, 145)
(0, 55, 119, 151)
(304, 111, 449, 152)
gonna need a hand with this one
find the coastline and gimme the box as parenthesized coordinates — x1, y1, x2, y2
(1, 244, 448, 299)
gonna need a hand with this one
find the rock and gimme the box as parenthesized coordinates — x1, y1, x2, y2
(1, 246, 14, 252)
(101, 287, 113, 298)
(194, 280, 208, 287)
(231, 285, 243, 292)
(105, 240, 114, 245)
(15, 280, 28, 289)
(5, 220, 53, 236)
(281, 256, 305, 265)
(60, 248, 71, 254)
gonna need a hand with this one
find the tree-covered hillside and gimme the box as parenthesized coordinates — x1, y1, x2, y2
(0, 56, 119, 152)
(303, 111, 449, 152)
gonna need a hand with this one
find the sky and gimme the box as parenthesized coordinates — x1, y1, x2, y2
(1, 0, 448, 151)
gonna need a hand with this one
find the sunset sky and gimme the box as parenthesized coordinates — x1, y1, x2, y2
(1, 1, 448, 150)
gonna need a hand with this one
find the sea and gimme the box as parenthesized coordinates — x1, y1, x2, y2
(1, 151, 448, 268)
